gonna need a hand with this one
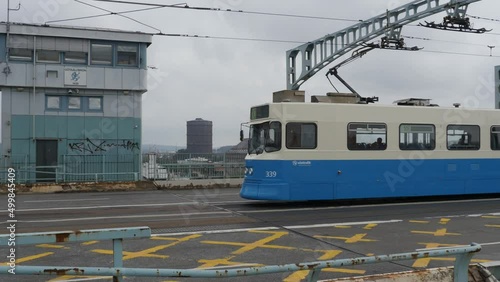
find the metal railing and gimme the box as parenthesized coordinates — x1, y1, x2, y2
(0, 227, 482, 282)
(142, 152, 246, 180)
(0, 152, 246, 183)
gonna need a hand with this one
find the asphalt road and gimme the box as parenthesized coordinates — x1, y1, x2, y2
(0, 188, 499, 281)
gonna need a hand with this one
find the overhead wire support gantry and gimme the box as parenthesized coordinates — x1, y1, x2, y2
(286, 0, 484, 91)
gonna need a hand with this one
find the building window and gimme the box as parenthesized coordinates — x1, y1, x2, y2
(64, 52, 87, 64)
(9, 48, 33, 61)
(91, 43, 113, 65)
(447, 125, 480, 150)
(286, 123, 317, 149)
(348, 123, 387, 150)
(36, 50, 60, 63)
(491, 126, 500, 150)
(88, 97, 103, 111)
(68, 97, 82, 110)
(46, 96, 61, 110)
(399, 124, 435, 150)
(117, 45, 138, 66)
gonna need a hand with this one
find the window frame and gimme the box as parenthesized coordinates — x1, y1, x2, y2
(399, 123, 436, 151)
(63, 51, 88, 65)
(9, 48, 33, 61)
(286, 122, 317, 150)
(347, 122, 387, 151)
(45, 96, 62, 111)
(116, 44, 139, 67)
(491, 126, 500, 150)
(90, 43, 113, 65)
(447, 124, 480, 151)
(87, 97, 103, 112)
(67, 96, 82, 111)
(36, 50, 61, 64)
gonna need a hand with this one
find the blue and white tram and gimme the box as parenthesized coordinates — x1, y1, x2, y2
(240, 101, 500, 201)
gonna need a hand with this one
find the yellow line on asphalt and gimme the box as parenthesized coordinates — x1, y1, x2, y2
(363, 224, 377, 230)
(2, 252, 54, 265)
(411, 228, 460, 236)
(36, 244, 69, 249)
(439, 218, 451, 225)
(81, 241, 99, 246)
(92, 234, 201, 261)
(315, 233, 377, 243)
(486, 224, 500, 228)
(409, 220, 429, 224)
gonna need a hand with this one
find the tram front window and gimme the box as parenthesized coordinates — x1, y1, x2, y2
(248, 122, 282, 155)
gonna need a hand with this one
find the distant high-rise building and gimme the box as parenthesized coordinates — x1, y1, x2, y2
(496, 66, 500, 109)
(186, 118, 213, 154)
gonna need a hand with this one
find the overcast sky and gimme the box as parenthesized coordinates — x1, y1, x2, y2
(3, 0, 500, 148)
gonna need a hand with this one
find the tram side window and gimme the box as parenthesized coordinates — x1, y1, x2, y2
(491, 126, 500, 150)
(447, 125, 480, 150)
(286, 123, 317, 149)
(347, 123, 387, 150)
(399, 124, 435, 150)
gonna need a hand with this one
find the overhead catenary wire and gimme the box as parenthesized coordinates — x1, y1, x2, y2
(46, 5, 168, 24)
(69, 0, 499, 58)
(90, 0, 363, 22)
(74, 0, 162, 33)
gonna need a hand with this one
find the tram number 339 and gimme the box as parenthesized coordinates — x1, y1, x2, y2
(265, 171, 277, 177)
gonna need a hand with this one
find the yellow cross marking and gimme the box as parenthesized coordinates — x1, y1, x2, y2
(197, 256, 262, 269)
(315, 233, 377, 243)
(439, 218, 451, 225)
(409, 220, 429, 224)
(366, 253, 375, 256)
(413, 243, 490, 267)
(49, 275, 112, 281)
(81, 241, 99, 246)
(482, 215, 500, 219)
(486, 224, 500, 228)
(2, 252, 54, 266)
(92, 234, 201, 261)
(201, 230, 289, 255)
(411, 228, 460, 236)
(283, 249, 365, 281)
(36, 244, 69, 249)
(335, 225, 351, 229)
(363, 224, 377, 230)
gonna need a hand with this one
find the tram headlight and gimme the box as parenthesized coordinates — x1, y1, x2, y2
(245, 167, 253, 175)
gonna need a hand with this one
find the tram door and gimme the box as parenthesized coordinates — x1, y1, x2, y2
(36, 140, 58, 182)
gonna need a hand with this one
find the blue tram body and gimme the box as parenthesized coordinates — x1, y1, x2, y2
(240, 102, 500, 201)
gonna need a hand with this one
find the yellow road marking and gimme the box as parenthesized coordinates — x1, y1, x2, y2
(411, 228, 460, 236)
(335, 226, 351, 229)
(439, 218, 451, 225)
(2, 252, 54, 266)
(413, 243, 490, 267)
(315, 233, 377, 243)
(92, 234, 201, 261)
(81, 241, 99, 246)
(198, 255, 262, 269)
(201, 231, 289, 255)
(486, 224, 500, 228)
(36, 244, 69, 249)
(482, 215, 500, 219)
(363, 224, 377, 230)
(201, 240, 296, 251)
(366, 253, 375, 256)
(409, 220, 429, 224)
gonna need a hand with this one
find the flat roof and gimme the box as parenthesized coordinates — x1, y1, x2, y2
(0, 22, 152, 45)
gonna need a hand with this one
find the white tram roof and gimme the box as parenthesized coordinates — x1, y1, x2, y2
(253, 102, 500, 125)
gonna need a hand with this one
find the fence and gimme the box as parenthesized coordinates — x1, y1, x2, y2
(142, 152, 246, 181)
(0, 152, 246, 184)
(0, 227, 485, 282)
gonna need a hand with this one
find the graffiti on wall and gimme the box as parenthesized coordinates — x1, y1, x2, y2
(68, 138, 140, 154)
